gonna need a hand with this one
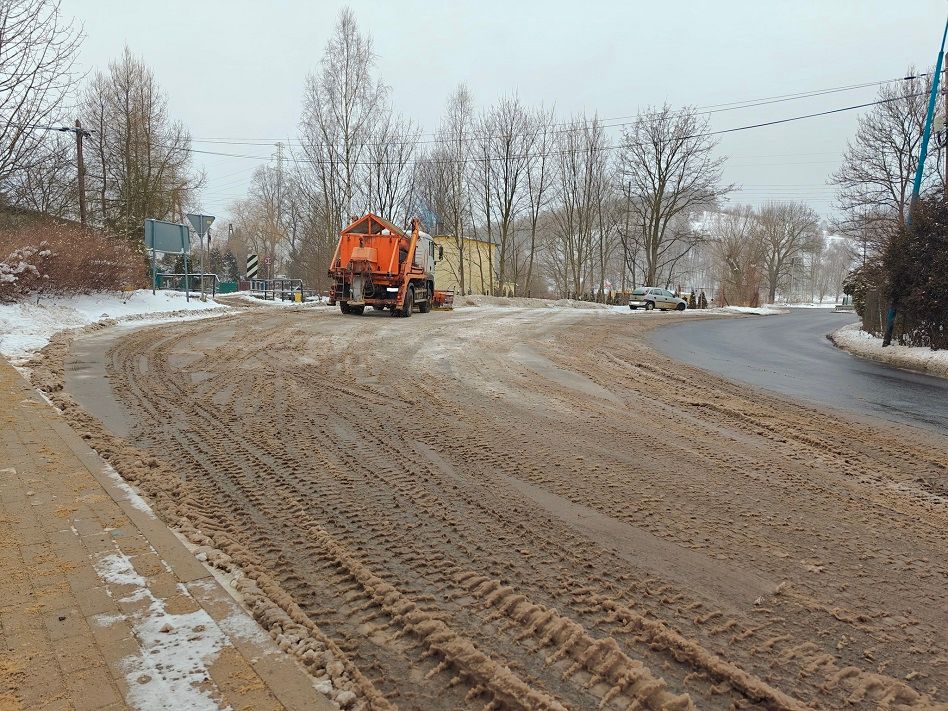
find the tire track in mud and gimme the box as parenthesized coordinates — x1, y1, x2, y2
(67, 307, 948, 710)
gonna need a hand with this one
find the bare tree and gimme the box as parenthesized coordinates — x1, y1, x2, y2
(81, 48, 200, 240)
(473, 95, 532, 293)
(524, 106, 554, 295)
(364, 113, 419, 228)
(436, 85, 475, 294)
(757, 201, 820, 303)
(618, 105, 729, 286)
(0, 0, 81, 194)
(3, 131, 75, 216)
(299, 8, 387, 242)
(833, 71, 940, 231)
(548, 115, 608, 298)
(709, 206, 763, 306)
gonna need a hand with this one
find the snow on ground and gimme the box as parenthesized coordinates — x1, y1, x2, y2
(830, 322, 948, 379)
(0, 289, 223, 364)
(455, 294, 785, 317)
(719, 305, 788, 315)
(92, 550, 230, 711)
(455, 294, 611, 310)
(218, 292, 328, 307)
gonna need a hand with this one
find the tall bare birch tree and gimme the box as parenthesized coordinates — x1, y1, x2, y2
(524, 106, 555, 295)
(474, 95, 532, 293)
(300, 8, 387, 240)
(549, 115, 609, 297)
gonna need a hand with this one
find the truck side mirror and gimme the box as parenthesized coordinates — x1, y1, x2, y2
(438, 245, 444, 261)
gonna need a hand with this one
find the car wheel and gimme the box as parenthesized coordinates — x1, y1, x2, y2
(676, 302, 686, 311)
(644, 301, 654, 311)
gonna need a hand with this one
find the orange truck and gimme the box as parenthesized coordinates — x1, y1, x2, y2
(328, 213, 441, 317)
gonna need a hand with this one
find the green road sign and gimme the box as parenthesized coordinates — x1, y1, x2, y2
(144, 219, 189, 254)
(186, 213, 215, 237)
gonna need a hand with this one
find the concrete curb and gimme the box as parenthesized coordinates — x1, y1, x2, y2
(827, 323, 948, 380)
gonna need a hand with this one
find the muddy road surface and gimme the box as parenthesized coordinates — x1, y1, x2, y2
(69, 307, 948, 710)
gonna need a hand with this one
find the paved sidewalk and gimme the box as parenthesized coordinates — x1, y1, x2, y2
(0, 358, 332, 711)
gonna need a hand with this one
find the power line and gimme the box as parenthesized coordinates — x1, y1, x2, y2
(187, 72, 930, 149)
(185, 91, 926, 169)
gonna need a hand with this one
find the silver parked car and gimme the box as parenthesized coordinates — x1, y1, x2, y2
(629, 286, 687, 311)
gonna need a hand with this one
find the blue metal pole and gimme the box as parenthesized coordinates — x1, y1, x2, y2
(908, 49, 947, 223)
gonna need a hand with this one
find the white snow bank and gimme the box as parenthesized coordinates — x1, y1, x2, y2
(830, 323, 948, 378)
(452, 294, 786, 318)
(0, 289, 224, 364)
(218, 292, 327, 307)
(454, 294, 612, 310)
(719, 305, 787, 315)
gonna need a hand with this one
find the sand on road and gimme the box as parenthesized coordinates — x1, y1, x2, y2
(51, 306, 948, 710)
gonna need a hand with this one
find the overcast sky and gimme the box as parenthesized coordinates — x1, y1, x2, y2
(62, 0, 947, 225)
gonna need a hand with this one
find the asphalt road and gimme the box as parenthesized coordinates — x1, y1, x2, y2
(650, 308, 948, 432)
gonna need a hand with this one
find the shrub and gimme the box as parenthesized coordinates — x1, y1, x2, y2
(0, 219, 146, 302)
(886, 197, 948, 349)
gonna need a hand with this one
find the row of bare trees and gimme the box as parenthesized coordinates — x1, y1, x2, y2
(707, 202, 853, 305)
(225, 9, 748, 297)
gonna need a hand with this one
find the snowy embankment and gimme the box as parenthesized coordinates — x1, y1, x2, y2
(829, 322, 948, 379)
(0, 290, 224, 364)
(455, 294, 785, 317)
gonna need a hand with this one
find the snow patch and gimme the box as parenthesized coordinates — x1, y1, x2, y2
(830, 322, 948, 379)
(0, 289, 225, 364)
(100, 461, 156, 516)
(719, 305, 787, 315)
(93, 550, 232, 711)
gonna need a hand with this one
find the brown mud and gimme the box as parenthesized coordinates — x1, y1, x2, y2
(31, 306, 948, 710)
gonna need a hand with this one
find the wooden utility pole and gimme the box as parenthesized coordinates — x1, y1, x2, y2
(75, 119, 87, 225)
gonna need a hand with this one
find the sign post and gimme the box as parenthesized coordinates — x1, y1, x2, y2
(186, 213, 215, 301)
(144, 219, 191, 300)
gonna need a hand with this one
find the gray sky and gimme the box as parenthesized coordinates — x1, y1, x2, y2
(63, 0, 947, 223)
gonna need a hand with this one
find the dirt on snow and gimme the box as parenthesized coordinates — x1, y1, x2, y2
(27, 305, 948, 710)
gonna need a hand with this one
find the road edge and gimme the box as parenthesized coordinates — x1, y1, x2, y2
(827, 322, 948, 379)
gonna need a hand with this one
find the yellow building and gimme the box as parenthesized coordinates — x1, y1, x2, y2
(433, 235, 496, 295)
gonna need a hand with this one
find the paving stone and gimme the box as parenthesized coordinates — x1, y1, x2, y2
(0, 353, 333, 710)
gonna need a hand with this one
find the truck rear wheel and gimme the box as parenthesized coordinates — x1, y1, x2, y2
(402, 286, 414, 318)
(419, 282, 432, 313)
(349, 305, 365, 316)
(340, 302, 350, 315)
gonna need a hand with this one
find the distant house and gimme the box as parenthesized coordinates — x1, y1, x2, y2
(433, 235, 496, 295)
